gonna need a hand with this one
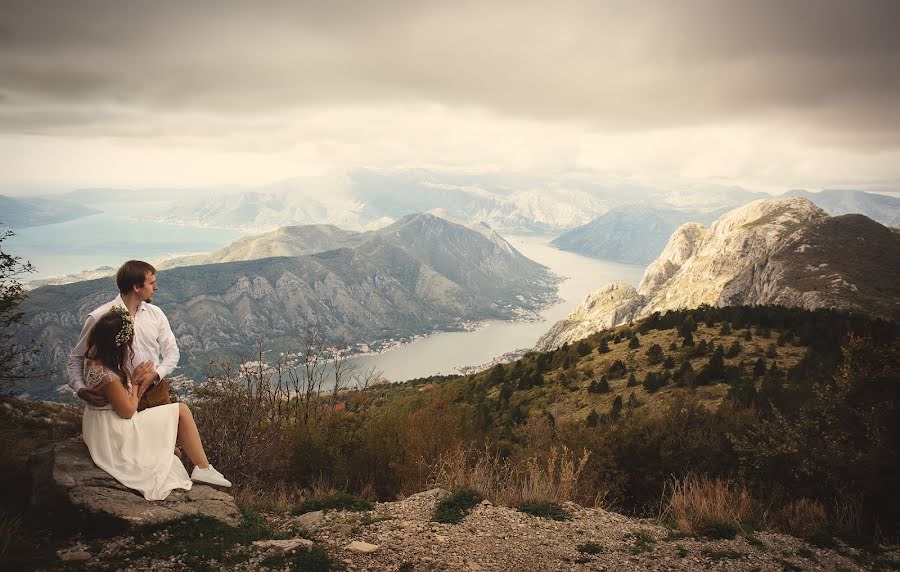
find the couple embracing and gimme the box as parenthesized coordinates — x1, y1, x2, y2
(67, 260, 231, 500)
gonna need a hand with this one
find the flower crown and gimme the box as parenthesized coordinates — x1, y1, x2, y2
(111, 306, 134, 347)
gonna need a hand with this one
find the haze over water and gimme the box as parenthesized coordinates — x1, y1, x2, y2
(347, 234, 645, 381)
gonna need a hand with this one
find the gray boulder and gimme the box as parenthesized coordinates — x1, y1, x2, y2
(30, 438, 241, 529)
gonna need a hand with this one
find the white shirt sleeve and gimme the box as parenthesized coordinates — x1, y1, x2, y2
(67, 314, 96, 393)
(154, 310, 179, 380)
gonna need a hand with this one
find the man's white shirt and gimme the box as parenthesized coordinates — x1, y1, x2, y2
(67, 294, 179, 393)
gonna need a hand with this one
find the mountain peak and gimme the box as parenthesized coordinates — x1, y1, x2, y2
(537, 200, 898, 349)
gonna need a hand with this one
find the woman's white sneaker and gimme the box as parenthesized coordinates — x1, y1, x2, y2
(191, 464, 232, 487)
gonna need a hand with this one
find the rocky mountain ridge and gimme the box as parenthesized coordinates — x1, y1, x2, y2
(549, 189, 898, 266)
(536, 198, 900, 350)
(16, 214, 558, 398)
(0, 194, 100, 228)
(549, 205, 726, 265)
(783, 188, 900, 227)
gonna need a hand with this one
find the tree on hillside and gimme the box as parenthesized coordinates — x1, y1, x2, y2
(646, 343, 664, 364)
(610, 395, 623, 420)
(753, 358, 767, 379)
(0, 229, 38, 395)
(588, 376, 610, 394)
(575, 340, 591, 357)
(628, 335, 641, 349)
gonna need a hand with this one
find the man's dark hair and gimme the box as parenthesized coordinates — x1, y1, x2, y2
(116, 260, 156, 294)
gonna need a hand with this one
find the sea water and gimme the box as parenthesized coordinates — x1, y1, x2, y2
(346, 234, 645, 380)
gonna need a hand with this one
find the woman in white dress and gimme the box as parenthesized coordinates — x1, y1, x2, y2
(81, 307, 231, 500)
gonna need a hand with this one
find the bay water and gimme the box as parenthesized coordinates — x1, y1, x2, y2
(347, 234, 645, 381)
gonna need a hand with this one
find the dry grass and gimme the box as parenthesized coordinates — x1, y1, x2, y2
(777, 498, 828, 538)
(233, 478, 378, 514)
(233, 481, 309, 514)
(430, 444, 591, 507)
(0, 512, 22, 559)
(660, 474, 762, 536)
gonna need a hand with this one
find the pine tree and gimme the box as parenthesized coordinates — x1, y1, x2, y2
(610, 395, 623, 420)
(628, 335, 641, 349)
(753, 358, 767, 378)
(646, 343, 664, 364)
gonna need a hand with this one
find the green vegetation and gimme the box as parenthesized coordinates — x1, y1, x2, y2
(182, 305, 898, 543)
(4, 304, 897, 566)
(121, 508, 288, 571)
(260, 545, 340, 572)
(700, 520, 739, 540)
(518, 501, 571, 521)
(293, 491, 373, 514)
(434, 490, 483, 524)
(624, 531, 656, 554)
(576, 541, 603, 554)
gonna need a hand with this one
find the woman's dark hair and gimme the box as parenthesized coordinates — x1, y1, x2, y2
(86, 310, 133, 387)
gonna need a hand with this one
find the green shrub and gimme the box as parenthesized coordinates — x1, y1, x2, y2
(294, 491, 373, 514)
(260, 545, 340, 572)
(124, 508, 286, 570)
(434, 489, 483, 524)
(699, 519, 739, 539)
(518, 501, 570, 521)
(577, 542, 603, 554)
(624, 531, 655, 554)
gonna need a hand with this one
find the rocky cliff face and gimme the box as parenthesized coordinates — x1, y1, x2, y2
(536, 198, 900, 350)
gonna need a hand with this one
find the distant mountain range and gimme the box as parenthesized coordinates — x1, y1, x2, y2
(159, 170, 610, 233)
(536, 198, 900, 350)
(550, 189, 899, 265)
(0, 195, 99, 228)
(782, 189, 900, 227)
(549, 205, 727, 265)
(16, 214, 559, 399)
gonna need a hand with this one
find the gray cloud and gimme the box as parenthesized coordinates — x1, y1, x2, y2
(1, 0, 899, 147)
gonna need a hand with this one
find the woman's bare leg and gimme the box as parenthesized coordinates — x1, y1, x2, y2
(177, 402, 209, 468)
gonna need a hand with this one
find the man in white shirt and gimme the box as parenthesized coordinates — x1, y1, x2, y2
(68, 260, 179, 406)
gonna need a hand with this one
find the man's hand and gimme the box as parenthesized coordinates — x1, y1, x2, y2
(133, 362, 158, 398)
(77, 387, 109, 407)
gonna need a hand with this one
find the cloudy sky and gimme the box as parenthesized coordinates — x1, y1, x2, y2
(1, 0, 899, 194)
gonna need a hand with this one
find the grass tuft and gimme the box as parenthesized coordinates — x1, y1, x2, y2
(259, 545, 341, 572)
(434, 489, 483, 524)
(518, 501, 571, 521)
(699, 519, 739, 540)
(293, 491, 373, 514)
(624, 531, 656, 554)
(577, 541, 603, 555)
(121, 508, 286, 571)
(702, 548, 746, 561)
